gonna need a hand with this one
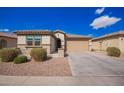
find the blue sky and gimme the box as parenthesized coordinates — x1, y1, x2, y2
(0, 7, 124, 37)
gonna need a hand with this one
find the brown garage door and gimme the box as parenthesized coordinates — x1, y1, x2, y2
(67, 39, 89, 53)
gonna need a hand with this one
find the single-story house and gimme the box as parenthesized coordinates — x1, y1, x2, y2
(0, 32, 17, 48)
(91, 31, 124, 53)
(16, 30, 91, 55)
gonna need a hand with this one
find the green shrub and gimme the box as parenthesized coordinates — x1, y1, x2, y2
(0, 48, 19, 62)
(0, 58, 1, 62)
(30, 48, 47, 62)
(13, 55, 27, 64)
(106, 47, 121, 57)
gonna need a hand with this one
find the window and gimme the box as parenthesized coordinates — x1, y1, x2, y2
(26, 35, 41, 46)
(34, 35, 41, 46)
(26, 35, 33, 46)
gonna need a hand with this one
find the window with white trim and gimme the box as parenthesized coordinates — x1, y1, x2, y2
(26, 35, 33, 46)
(26, 35, 41, 46)
(34, 35, 41, 46)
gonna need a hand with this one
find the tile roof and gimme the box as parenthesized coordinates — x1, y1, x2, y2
(15, 30, 92, 39)
(16, 30, 53, 35)
(67, 34, 92, 39)
(92, 30, 124, 41)
(54, 29, 66, 34)
(0, 32, 17, 39)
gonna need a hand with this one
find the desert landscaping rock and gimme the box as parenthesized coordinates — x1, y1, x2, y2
(0, 58, 72, 76)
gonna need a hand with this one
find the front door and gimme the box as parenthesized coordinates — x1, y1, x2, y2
(57, 38, 61, 49)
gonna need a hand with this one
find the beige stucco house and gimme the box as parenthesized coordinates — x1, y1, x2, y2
(16, 30, 91, 55)
(1, 29, 124, 57)
(91, 31, 124, 53)
(0, 32, 17, 48)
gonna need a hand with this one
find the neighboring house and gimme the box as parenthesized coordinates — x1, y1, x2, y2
(0, 32, 17, 48)
(16, 30, 91, 55)
(91, 31, 124, 53)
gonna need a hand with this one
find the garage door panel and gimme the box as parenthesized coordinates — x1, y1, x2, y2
(67, 40, 89, 52)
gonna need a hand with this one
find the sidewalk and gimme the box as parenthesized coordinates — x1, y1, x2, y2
(1, 75, 124, 86)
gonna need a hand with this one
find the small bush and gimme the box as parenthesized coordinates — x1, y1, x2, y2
(0, 58, 1, 62)
(13, 55, 27, 64)
(30, 48, 47, 62)
(0, 48, 19, 62)
(107, 47, 121, 57)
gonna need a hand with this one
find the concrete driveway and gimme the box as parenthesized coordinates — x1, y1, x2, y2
(67, 52, 124, 85)
(68, 52, 124, 76)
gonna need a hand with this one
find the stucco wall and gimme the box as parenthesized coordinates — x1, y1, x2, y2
(50, 36, 56, 53)
(92, 36, 119, 51)
(17, 35, 26, 53)
(0, 37, 17, 48)
(101, 37, 119, 51)
(41, 35, 51, 54)
(92, 41, 101, 51)
(42, 35, 50, 44)
(7, 39, 17, 48)
(17, 36, 26, 44)
(119, 37, 124, 52)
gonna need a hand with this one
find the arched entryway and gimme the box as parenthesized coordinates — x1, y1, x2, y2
(57, 38, 61, 49)
(0, 39, 7, 48)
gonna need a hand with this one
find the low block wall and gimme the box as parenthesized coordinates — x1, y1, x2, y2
(58, 48, 65, 57)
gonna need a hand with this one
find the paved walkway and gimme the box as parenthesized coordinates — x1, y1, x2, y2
(1, 52, 124, 86)
(1, 75, 124, 86)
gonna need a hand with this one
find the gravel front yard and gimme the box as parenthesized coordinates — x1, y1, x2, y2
(0, 58, 72, 76)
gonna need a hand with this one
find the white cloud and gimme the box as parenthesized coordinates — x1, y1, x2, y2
(0, 29, 10, 32)
(95, 7, 105, 14)
(90, 15, 121, 30)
